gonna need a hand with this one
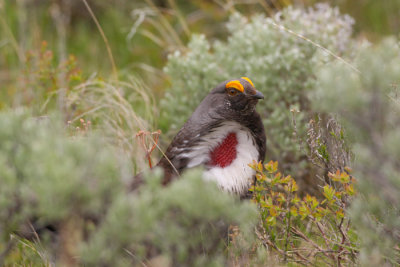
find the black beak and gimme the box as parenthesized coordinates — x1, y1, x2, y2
(252, 90, 264, 100)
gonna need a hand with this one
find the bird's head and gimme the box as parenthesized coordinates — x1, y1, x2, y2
(209, 77, 264, 116)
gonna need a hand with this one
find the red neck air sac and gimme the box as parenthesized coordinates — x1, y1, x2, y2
(209, 132, 238, 168)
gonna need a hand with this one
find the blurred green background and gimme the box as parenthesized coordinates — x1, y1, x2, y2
(1, 0, 399, 102)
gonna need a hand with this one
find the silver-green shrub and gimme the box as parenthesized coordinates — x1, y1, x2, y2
(81, 169, 258, 267)
(0, 109, 258, 265)
(161, 4, 355, 182)
(312, 37, 400, 266)
(0, 109, 125, 239)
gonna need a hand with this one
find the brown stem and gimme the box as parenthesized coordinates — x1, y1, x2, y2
(136, 130, 161, 168)
(57, 215, 83, 267)
(147, 155, 153, 168)
(283, 183, 293, 262)
(291, 226, 333, 260)
(315, 221, 331, 249)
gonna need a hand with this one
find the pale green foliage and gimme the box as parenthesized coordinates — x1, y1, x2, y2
(162, 4, 355, 168)
(0, 109, 125, 239)
(160, 35, 223, 131)
(81, 169, 258, 267)
(0, 109, 258, 266)
(312, 38, 400, 265)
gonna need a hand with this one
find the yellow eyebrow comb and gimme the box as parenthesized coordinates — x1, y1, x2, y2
(225, 80, 244, 92)
(241, 77, 254, 87)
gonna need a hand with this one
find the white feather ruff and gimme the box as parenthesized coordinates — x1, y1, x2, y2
(179, 121, 259, 194)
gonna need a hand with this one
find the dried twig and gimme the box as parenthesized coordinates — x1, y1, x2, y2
(136, 130, 161, 168)
(291, 227, 332, 260)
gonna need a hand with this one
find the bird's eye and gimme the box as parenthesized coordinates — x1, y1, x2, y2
(227, 88, 238, 96)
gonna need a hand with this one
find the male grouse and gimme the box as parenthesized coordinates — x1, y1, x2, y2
(137, 77, 266, 196)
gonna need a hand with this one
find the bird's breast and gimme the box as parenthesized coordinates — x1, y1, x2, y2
(208, 132, 238, 168)
(177, 121, 259, 195)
